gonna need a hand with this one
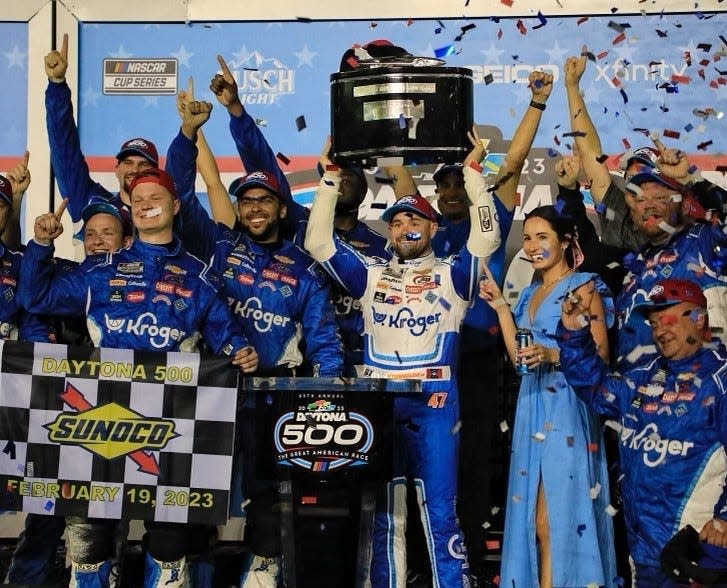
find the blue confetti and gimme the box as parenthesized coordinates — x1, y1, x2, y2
(577, 523, 587, 536)
(554, 200, 566, 214)
(434, 44, 455, 58)
(684, 123, 694, 133)
(438, 297, 452, 311)
(595, 202, 607, 214)
(547, 148, 560, 158)
(398, 113, 406, 129)
(2, 441, 15, 460)
(44, 500, 54, 512)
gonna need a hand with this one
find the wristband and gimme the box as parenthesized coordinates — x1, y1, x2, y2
(529, 100, 546, 111)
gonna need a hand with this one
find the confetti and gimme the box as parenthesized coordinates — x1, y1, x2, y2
(450, 420, 462, 435)
(2, 441, 15, 459)
(697, 140, 713, 151)
(254, 118, 268, 127)
(499, 420, 509, 433)
(485, 539, 501, 549)
(241, 498, 251, 508)
(434, 44, 456, 58)
(577, 523, 587, 537)
(501, 0, 513, 5)
(612, 32, 626, 45)
(605, 504, 618, 517)
(533, 11, 547, 29)
(295, 115, 307, 132)
(516, 19, 527, 34)
(276, 152, 291, 166)
(671, 74, 691, 84)
(44, 500, 54, 512)
(577, 16, 589, 25)
(590, 482, 602, 499)
(663, 129, 680, 139)
(533, 431, 546, 441)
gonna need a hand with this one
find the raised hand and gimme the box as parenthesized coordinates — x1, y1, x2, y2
(7, 151, 31, 198)
(529, 69, 554, 102)
(652, 135, 691, 181)
(560, 280, 596, 331)
(463, 126, 486, 169)
(45, 33, 68, 83)
(34, 198, 68, 245)
(180, 99, 213, 139)
(176, 76, 195, 121)
(478, 262, 507, 310)
(555, 154, 580, 190)
(210, 55, 243, 116)
(563, 45, 588, 89)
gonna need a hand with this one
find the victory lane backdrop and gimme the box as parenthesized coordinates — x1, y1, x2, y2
(0, 340, 237, 524)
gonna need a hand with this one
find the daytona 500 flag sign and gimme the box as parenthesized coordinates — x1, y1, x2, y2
(0, 341, 238, 524)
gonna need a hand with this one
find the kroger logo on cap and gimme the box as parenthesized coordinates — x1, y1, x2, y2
(399, 196, 418, 205)
(648, 284, 665, 298)
(247, 171, 270, 181)
(126, 139, 150, 149)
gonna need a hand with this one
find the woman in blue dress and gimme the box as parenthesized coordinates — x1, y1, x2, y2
(480, 205, 617, 588)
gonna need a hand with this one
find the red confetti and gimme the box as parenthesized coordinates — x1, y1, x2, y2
(369, 22, 377, 28)
(587, 443, 599, 452)
(612, 32, 626, 45)
(497, 28, 503, 40)
(684, 51, 692, 66)
(516, 19, 527, 34)
(597, 51, 609, 60)
(611, 76, 622, 88)
(622, 138, 631, 149)
(698, 69, 706, 80)
(346, 56, 359, 69)
(276, 152, 291, 165)
(697, 140, 713, 151)
(577, 16, 589, 25)
(501, 0, 513, 5)
(553, 135, 561, 146)
(671, 74, 691, 84)
(406, 18, 414, 26)
(663, 129, 681, 139)
(485, 539, 501, 550)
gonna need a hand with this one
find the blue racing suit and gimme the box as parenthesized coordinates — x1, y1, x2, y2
(558, 324, 727, 584)
(615, 222, 727, 367)
(305, 166, 501, 587)
(17, 237, 250, 588)
(224, 111, 389, 374)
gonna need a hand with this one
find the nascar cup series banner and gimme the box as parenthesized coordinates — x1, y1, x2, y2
(0, 341, 237, 524)
(74, 13, 727, 223)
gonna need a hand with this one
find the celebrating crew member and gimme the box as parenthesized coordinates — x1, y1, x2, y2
(167, 98, 343, 587)
(557, 278, 727, 586)
(305, 130, 500, 587)
(17, 168, 258, 588)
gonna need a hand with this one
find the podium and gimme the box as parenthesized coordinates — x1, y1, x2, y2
(241, 377, 421, 588)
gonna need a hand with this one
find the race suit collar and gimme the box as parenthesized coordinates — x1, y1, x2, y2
(391, 250, 436, 271)
(131, 236, 183, 258)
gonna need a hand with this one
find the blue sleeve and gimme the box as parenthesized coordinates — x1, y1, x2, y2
(556, 322, 633, 419)
(17, 241, 87, 316)
(228, 111, 308, 228)
(301, 266, 344, 376)
(46, 81, 114, 222)
(320, 238, 370, 300)
(165, 130, 219, 263)
(450, 246, 480, 301)
(197, 268, 251, 356)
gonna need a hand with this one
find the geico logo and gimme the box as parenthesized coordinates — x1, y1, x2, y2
(334, 292, 361, 314)
(593, 60, 688, 87)
(373, 307, 442, 336)
(229, 297, 290, 332)
(620, 422, 694, 467)
(104, 312, 185, 349)
(280, 422, 365, 446)
(469, 64, 559, 84)
(48, 416, 175, 447)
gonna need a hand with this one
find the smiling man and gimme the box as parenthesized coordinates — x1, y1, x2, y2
(612, 166, 727, 368)
(557, 278, 727, 587)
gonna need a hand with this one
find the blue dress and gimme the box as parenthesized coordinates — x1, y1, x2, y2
(500, 272, 617, 588)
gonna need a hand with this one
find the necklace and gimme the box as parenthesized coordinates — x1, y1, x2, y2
(541, 267, 572, 291)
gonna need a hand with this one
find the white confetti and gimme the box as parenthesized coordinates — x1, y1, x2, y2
(499, 420, 509, 433)
(605, 504, 618, 517)
(657, 220, 677, 235)
(589, 482, 602, 500)
(145, 206, 162, 218)
(241, 498, 251, 509)
(490, 506, 500, 515)
(482, 521, 491, 530)
(604, 420, 622, 433)
(450, 420, 462, 435)
(533, 431, 546, 441)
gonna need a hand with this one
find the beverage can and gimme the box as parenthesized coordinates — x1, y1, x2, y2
(515, 328, 534, 375)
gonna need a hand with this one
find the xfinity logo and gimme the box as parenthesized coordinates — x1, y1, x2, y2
(229, 297, 291, 332)
(620, 422, 694, 467)
(103, 312, 186, 349)
(593, 59, 689, 88)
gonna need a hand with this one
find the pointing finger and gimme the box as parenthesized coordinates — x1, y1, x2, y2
(54, 197, 69, 219)
(216, 54, 232, 79)
(60, 33, 68, 62)
(651, 135, 667, 153)
(22, 151, 29, 167)
(186, 76, 195, 99)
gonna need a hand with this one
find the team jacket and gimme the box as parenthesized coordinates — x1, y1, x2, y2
(166, 131, 343, 376)
(558, 324, 727, 567)
(222, 114, 390, 366)
(615, 222, 727, 365)
(0, 241, 53, 343)
(17, 238, 250, 355)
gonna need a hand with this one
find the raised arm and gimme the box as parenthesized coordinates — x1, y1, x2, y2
(177, 77, 237, 228)
(564, 49, 612, 205)
(45, 33, 112, 222)
(494, 70, 553, 211)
